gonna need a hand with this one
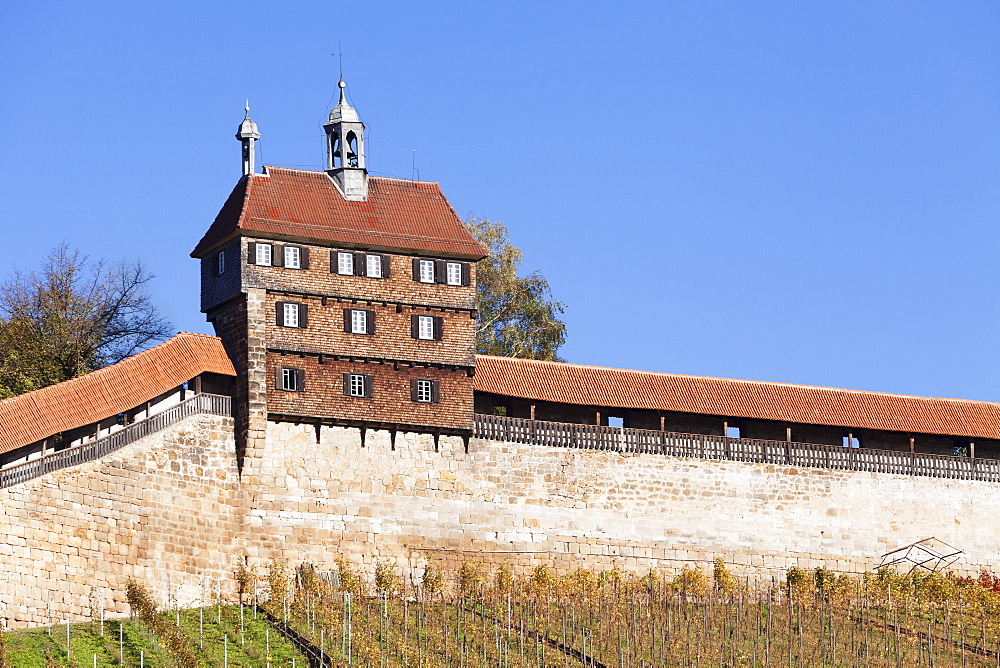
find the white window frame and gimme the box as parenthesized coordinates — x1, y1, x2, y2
(415, 379, 433, 403)
(283, 303, 300, 328)
(350, 309, 368, 334)
(446, 262, 463, 286)
(366, 254, 383, 278)
(348, 373, 366, 397)
(217, 250, 226, 275)
(418, 259, 435, 283)
(280, 367, 299, 392)
(417, 315, 435, 341)
(255, 243, 272, 266)
(337, 252, 354, 275)
(284, 246, 301, 269)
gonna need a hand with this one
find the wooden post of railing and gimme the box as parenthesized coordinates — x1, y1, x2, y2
(595, 411, 602, 450)
(529, 404, 536, 443)
(723, 422, 730, 460)
(971, 440, 977, 481)
(660, 416, 666, 454)
(910, 438, 916, 475)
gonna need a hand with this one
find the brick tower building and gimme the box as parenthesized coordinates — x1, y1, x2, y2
(192, 82, 487, 467)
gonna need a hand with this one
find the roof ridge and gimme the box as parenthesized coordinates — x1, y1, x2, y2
(475, 355, 1000, 408)
(262, 167, 442, 187)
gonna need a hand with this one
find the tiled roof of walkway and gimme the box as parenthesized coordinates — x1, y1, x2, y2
(474, 355, 1000, 440)
(0, 333, 235, 454)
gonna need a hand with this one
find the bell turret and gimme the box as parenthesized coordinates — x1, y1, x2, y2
(236, 102, 260, 177)
(324, 80, 368, 201)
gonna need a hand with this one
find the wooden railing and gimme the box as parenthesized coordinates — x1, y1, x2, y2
(473, 414, 1000, 482)
(0, 393, 232, 489)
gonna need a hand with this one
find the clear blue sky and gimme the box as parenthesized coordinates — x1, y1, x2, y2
(3, 2, 999, 401)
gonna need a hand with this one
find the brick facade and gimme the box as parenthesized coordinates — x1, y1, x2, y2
(266, 354, 473, 432)
(195, 175, 484, 442)
(264, 293, 476, 366)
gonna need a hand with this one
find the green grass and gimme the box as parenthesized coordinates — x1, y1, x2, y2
(4, 605, 310, 667)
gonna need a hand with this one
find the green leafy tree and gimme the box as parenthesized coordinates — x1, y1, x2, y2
(0, 244, 172, 398)
(466, 218, 566, 360)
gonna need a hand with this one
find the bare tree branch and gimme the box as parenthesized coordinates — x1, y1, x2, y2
(0, 243, 173, 397)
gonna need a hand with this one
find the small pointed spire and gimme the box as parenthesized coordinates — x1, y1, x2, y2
(329, 79, 359, 123)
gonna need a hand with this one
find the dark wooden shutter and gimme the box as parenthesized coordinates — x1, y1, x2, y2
(433, 316, 444, 341)
(296, 369, 306, 392)
(381, 255, 391, 278)
(299, 304, 308, 328)
(434, 260, 447, 284)
(275, 302, 285, 327)
(273, 244, 285, 267)
(409, 379, 419, 402)
(461, 262, 471, 286)
(354, 253, 366, 276)
(412, 258, 421, 281)
(300, 247, 310, 269)
(430, 380, 441, 404)
(343, 373, 351, 395)
(247, 242, 258, 265)
(330, 250, 338, 273)
(363, 374, 374, 398)
(343, 308, 352, 332)
(410, 314, 420, 339)
(212, 252, 220, 276)
(365, 309, 376, 334)
(276, 368, 283, 390)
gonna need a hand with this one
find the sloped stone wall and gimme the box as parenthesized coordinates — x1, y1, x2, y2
(5, 417, 1000, 628)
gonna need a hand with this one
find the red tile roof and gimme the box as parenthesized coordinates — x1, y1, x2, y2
(192, 168, 487, 260)
(0, 333, 235, 455)
(474, 355, 1000, 440)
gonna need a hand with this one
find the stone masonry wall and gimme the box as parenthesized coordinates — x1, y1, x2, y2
(7, 417, 1000, 628)
(0, 414, 240, 628)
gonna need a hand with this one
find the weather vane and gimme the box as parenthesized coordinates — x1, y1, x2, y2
(330, 44, 347, 81)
